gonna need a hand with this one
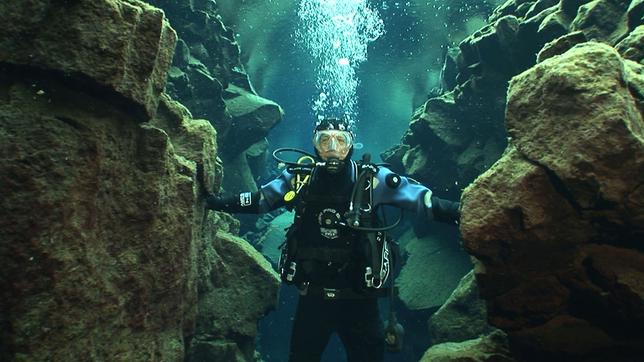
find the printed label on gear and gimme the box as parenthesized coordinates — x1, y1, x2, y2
(320, 227, 339, 239)
(240, 192, 252, 207)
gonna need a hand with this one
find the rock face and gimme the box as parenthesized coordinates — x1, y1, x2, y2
(0, 1, 279, 361)
(145, 0, 237, 128)
(616, 24, 644, 62)
(403, 1, 644, 359)
(420, 330, 514, 362)
(145, 0, 283, 195)
(461, 42, 644, 360)
(428, 271, 496, 344)
(190, 217, 279, 362)
(384, 0, 644, 202)
(0, 0, 177, 119)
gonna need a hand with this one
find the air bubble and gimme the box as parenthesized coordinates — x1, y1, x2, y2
(296, 0, 385, 129)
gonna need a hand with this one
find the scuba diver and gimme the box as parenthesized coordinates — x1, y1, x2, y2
(205, 118, 460, 362)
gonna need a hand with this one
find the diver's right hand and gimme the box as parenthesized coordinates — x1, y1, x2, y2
(205, 194, 225, 210)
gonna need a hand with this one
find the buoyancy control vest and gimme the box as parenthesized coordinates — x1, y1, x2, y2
(278, 158, 396, 299)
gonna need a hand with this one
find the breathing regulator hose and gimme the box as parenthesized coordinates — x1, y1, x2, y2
(272, 147, 319, 171)
(346, 153, 402, 232)
(272, 148, 402, 231)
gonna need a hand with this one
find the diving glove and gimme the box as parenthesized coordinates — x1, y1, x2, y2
(430, 196, 461, 224)
(384, 314, 404, 353)
(205, 192, 260, 213)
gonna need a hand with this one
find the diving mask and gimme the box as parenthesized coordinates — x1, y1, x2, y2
(313, 129, 353, 155)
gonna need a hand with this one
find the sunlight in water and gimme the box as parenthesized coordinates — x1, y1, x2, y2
(297, 0, 385, 129)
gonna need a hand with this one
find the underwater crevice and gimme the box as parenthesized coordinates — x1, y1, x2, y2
(514, 148, 584, 215)
(54, 116, 86, 131)
(0, 62, 150, 122)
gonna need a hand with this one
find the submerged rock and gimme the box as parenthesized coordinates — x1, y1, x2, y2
(461, 42, 644, 360)
(537, 30, 588, 61)
(0, 1, 279, 361)
(570, 0, 631, 44)
(191, 222, 279, 362)
(616, 24, 644, 62)
(0, 65, 202, 361)
(391, 0, 644, 205)
(428, 271, 496, 345)
(0, 0, 177, 119)
(396, 228, 472, 310)
(508, 42, 643, 228)
(222, 84, 283, 158)
(145, 0, 283, 197)
(420, 329, 514, 362)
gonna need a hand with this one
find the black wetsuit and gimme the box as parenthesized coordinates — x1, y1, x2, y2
(288, 162, 384, 362)
(289, 295, 383, 361)
(205, 158, 460, 362)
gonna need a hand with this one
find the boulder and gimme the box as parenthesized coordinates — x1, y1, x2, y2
(0, 64, 204, 361)
(628, 0, 644, 30)
(0, 0, 177, 119)
(459, 15, 522, 77)
(222, 84, 283, 157)
(456, 136, 507, 184)
(507, 42, 644, 229)
(461, 42, 644, 360)
(420, 330, 515, 362)
(616, 24, 644, 63)
(525, 0, 560, 19)
(396, 228, 472, 310)
(570, 0, 631, 44)
(516, 5, 562, 68)
(380, 144, 409, 175)
(428, 271, 496, 344)
(559, 0, 595, 19)
(221, 151, 259, 196)
(246, 138, 271, 183)
(537, 9, 570, 45)
(489, 0, 537, 22)
(537, 30, 588, 62)
(259, 211, 295, 266)
(440, 47, 461, 92)
(191, 224, 279, 362)
(404, 92, 464, 150)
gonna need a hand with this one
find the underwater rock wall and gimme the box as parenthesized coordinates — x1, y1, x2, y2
(0, 0, 278, 361)
(144, 0, 283, 196)
(461, 41, 644, 360)
(384, 0, 644, 201)
(401, 0, 643, 360)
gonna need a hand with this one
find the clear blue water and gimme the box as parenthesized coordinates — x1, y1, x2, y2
(218, 0, 502, 161)
(215, 1, 503, 360)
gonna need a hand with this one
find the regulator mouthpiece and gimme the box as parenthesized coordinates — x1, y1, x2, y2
(324, 157, 344, 174)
